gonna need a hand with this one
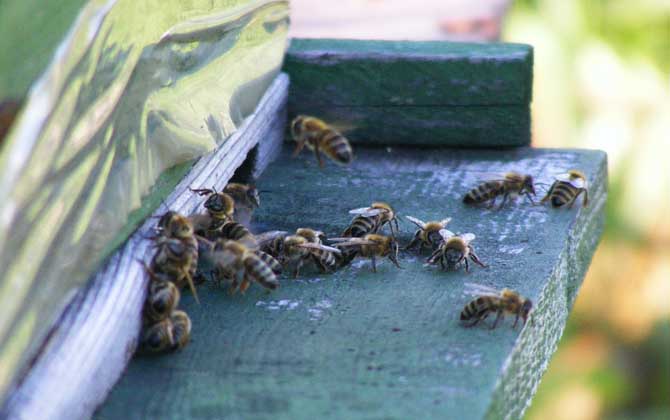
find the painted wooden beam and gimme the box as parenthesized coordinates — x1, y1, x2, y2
(0, 73, 288, 420)
(283, 38, 533, 147)
(95, 144, 606, 420)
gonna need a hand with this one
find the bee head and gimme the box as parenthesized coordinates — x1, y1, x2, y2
(521, 299, 533, 324)
(523, 175, 536, 196)
(169, 215, 193, 239)
(204, 192, 235, 215)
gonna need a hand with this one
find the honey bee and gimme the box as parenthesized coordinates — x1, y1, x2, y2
(290, 115, 354, 167)
(224, 182, 261, 209)
(344, 202, 399, 238)
(256, 229, 341, 277)
(463, 172, 536, 209)
(426, 230, 486, 272)
(206, 240, 280, 293)
(296, 228, 339, 273)
(218, 220, 258, 248)
(460, 283, 533, 329)
(189, 187, 236, 238)
(540, 170, 589, 208)
(404, 216, 453, 251)
(142, 264, 180, 325)
(330, 234, 401, 272)
(170, 310, 192, 350)
(152, 236, 200, 303)
(138, 310, 192, 354)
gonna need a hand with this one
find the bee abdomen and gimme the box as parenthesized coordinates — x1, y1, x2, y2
(463, 181, 503, 204)
(244, 256, 279, 290)
(460, 297, 490, 320)
(255, 250, 282, 274)
(322, 131, 353, 164)
(144, 280, 179, 323)
(550, 182, 576, 207)
(343, 216, 375, 237)
(170, 310, 192, 350)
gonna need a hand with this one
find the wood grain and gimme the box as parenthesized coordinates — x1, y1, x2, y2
(0, 74, 288, 420)
(96, 144, 606, 420)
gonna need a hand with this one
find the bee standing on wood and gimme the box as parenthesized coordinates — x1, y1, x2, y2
(291, 115, 354, 167)
(344, 202, 399, 238)
(404, 216, 453, 251)
(330, 234, 401, 272)
(540, 170, 589, 208)
(463, 172, 536, 209)
(460, 283, 533, 329)
(295, 228, 340, 273)
(189, 187, 236, 239)
(138, 310, 192, 354)
(141, 264, 181, 325)
(426, 230, 486, 272)
(151, 213, 200, 303)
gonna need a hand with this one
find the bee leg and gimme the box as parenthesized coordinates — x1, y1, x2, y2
(513, 314, 520, 328)
(540, 182, 556, 204)
(404, 232, 420, 250)
(292, 140, 307, 157)
(464, 258, 470, 273)
(293, 260, 303, 278)
(371, 256, 377, 273)
(497, 193, 510, 210)
(439, 257, 446, 271)
(469, 248, 487, 268)
(490, 310, 504, 329)
(239, 278, 251, 294)
(182, 270, 200, 304)
(312, 140, 325, 168)
(582, 188, 589, 207)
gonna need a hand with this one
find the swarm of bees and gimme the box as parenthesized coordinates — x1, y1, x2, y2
(136, 113, 591, 355)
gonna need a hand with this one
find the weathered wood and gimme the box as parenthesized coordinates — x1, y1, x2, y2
(0, 74, 288, 420)
(95, 145, 606, 420)
(0, 0, 289, 404)
(283, 38, 532, 147)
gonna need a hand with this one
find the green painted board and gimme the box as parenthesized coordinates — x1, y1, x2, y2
(96, 144, 606, 419)
(283, 38, 533, 147)
(301, 104, 530, 147)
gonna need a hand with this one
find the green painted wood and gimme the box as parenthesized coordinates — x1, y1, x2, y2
(95, 145, 606, 419)
(283, 38, 533, 147)
(301, 104, 530, 147)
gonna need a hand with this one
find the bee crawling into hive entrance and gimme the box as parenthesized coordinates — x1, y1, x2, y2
(460, 283, 533, 329)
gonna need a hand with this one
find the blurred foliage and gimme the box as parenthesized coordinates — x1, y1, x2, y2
(504, 0, 670, 419)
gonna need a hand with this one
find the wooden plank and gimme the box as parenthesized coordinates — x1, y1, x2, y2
(0, 0, 289, 404)
(0, 74, 288, 420)
(283, 38, 532, 146)
(95, 144, 606, 420)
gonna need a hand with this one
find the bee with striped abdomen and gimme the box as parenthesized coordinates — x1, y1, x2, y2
(344, 202, 399, 238)
(426, 230, 486, 272)
(330, 234, 401, 272)
(204, 240, 280, 294)
(218, 220, 258, 249)
(463, 172, 536, 210)
(256, 229, 341, 277)
(142, 265, 181, 325)
(404, 216, 453, 251)
(138, 310, 192, 354)
(540, 170, 589, 208)
(296, 228, 339, 273)
(460, 283, 533, 329)
(291, 115, 354, 167)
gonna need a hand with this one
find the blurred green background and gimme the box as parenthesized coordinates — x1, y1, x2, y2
(503, 1, 670, 419)
(290, 0, 669, 418)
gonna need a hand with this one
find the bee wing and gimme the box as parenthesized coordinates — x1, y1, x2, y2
(438, 229, 455, 241)
(255, 230, 289, 247)
(554, 173, 586, 188)
(439, 217, 453, 226)
(405, 216, 426, 229)
(348, 207, 383, 217)
(295, 243, 342, 254)
(464, 282, 501, 297)
(331, 238, 376, 247)
(460, 233, 476, 244)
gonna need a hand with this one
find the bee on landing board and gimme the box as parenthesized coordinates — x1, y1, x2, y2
(255, 229, 341, 277)
(404, 216, 453, 251)
(150, 212, 200, 303)
(290, 115, 354, 167)
(460, 283, 533, 329)
(344, 202, 399, 238)
(141, 263, 181, 325)
(138, 310, 192, 355)
(426, 230, 487, 272)
(463, 172, 536, 209)
(189, 187, 236, 239)
(540, 170, 589, 208)
(330, 234, 401, 272)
